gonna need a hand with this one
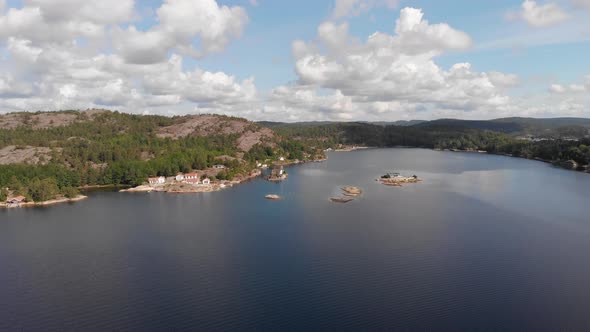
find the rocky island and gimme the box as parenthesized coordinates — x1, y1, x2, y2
(379, 173, 422, 187)
(331, 186, 362, 203)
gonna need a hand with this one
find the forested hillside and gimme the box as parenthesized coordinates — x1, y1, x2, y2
(266, 121, 590, 171)
(0, 110, 323, 202)
(1, 110, 589, 203)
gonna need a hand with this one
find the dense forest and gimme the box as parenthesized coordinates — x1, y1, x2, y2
(269, 122, 590, 170)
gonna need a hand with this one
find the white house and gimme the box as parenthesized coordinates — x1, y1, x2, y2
(175, 173, 185, 181)
(212, 164, 226, 169)
(279, 156, 285, 161)
(202, 178, 211, 185)
(148, 176, 165, 185)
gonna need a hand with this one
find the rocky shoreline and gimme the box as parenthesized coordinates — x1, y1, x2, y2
(0, 195, 88, 209)
(441, 148, 590, 174)
(379, 174, 422, 187)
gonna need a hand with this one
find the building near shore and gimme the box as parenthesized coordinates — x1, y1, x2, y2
(202, 178, 211, 185)
(6, 196, 26, 207)
(184, 178, 200, 185)
(184, 172, 199, 180)
(148, 176, 165, 185)
(175, 173, 185, 181)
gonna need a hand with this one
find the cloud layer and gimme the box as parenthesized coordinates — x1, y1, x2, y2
(0, 1, 588, 121)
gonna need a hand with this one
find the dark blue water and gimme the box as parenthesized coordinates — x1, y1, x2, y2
(2, 148, 590, 330)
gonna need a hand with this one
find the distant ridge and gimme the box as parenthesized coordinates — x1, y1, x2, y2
(260, 117, 590, 138)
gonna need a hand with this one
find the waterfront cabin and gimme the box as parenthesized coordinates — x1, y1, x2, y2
(148, 176, 166, 185)
(271, 166, 284, 177)
(184, 178, 200, 185)
(202, 178, 211, 185)
(184, 172, 199, 180)
(175, 173, 185, 181)
(279, 157, 285, 161)
(7, 196, 26, 207)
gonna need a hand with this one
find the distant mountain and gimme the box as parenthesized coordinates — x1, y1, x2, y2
(413, 117, 590, 138)
(369, 120, 427, 127)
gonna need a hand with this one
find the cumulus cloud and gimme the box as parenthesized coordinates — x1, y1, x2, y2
(114, 0, 248, 64)
(0, 0, 255, 115)
(0, 1, 588, 121)
(519, 0, 569, 27)
(282, 7, 516, 119)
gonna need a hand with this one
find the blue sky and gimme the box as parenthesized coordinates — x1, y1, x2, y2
(0, 0, 589, 120)
(203, 0, 590, 91)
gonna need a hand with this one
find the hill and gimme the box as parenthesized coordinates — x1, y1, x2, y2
(0, 110, 324, 202)
(415, 117, 590, 138)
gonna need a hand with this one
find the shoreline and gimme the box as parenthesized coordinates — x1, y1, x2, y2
(121, 157, 327, 194)
(1, 195, 88, 209)
(439, 148, 590, 174)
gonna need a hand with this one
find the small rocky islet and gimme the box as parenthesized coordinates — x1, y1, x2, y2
(330, 186, 363, 203)
(378, 173, 422, 187)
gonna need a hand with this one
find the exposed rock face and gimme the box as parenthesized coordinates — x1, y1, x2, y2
(0, 146, 60, 165)
(0, 109, 108, 130)
(341, 186, 362, 196)
(331, 186, 362, 203)
(156, 114, 274, 151)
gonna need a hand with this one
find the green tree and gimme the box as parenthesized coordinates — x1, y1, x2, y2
(62, 186, 80, 199)
(0, 188, 8, 201)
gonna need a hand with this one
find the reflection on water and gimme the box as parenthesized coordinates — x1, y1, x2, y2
(1, 148, 590, 330)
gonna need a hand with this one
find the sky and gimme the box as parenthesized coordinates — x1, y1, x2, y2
(0, 0, 589, 121)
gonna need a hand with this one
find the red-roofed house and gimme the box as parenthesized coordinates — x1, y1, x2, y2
(184, 173, 199, 180)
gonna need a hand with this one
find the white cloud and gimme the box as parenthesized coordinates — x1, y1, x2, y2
(549, 76, 590, 93)
(0, 0, 134, 44)
(0, 1, 588, 121)
(331, 0, 398, 19)
(0, 0, 255, 115)
(114, 0, 248, 64)
(26, 0, 135, 25)
(520, 0, 569, 27)
(291, 8, 492, 111)
(572, 0, 590, 9)
(0, 73, 35, 97)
